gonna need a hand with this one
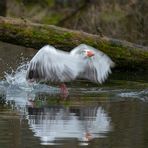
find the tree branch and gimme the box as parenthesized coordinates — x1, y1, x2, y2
(0, 16, 147, 71)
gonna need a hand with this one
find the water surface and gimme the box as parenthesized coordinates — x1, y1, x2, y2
(0, 41, 148, 148)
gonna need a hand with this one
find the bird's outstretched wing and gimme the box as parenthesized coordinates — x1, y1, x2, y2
(26, 45, 83, 82)
(70, 44, 115, 83)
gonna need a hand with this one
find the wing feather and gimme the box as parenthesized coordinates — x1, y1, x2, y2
(70, 44, 114, 83)
(26, 45, 83, 82)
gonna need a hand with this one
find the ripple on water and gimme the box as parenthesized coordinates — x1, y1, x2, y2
(0, 60, 148, 147)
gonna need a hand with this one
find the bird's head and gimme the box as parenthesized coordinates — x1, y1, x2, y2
(84, 50, 95, 58)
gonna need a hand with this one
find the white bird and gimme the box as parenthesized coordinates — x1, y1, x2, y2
(26, 44, 114, 97)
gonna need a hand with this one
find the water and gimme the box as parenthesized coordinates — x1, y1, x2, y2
(0, 41, 148, 148)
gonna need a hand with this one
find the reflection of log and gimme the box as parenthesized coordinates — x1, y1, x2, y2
(0, 16, 148, 70)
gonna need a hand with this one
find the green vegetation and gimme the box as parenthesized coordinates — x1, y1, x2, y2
(0, 16, 147, 71)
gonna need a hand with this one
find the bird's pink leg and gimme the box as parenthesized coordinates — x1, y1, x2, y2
(60, 83, 69, 98)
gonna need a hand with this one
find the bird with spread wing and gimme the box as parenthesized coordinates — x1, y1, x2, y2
(26, 44, 114, 97)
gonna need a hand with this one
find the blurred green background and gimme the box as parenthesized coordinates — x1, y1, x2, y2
(0, 0, 147, 45)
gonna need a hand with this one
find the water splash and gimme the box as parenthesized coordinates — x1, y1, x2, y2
(2, 61, 148, 102)
(117, 90, 148, 101)
(3, 61, 59, 98)
(4, 62, 29, 86)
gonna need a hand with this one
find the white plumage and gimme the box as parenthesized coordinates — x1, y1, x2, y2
(26, 44, 114, 84)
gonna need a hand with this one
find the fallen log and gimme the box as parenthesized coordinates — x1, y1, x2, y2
(0, 16, 147, 71)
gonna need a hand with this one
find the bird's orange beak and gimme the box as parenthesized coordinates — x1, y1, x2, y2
(86, 50, 94, 57)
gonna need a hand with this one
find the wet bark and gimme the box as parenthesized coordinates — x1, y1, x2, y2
(0, 16, 147, 71)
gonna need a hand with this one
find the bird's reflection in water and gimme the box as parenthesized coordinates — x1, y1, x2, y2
(4, 83, 112, 146)
(26, 95, 112, 145)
